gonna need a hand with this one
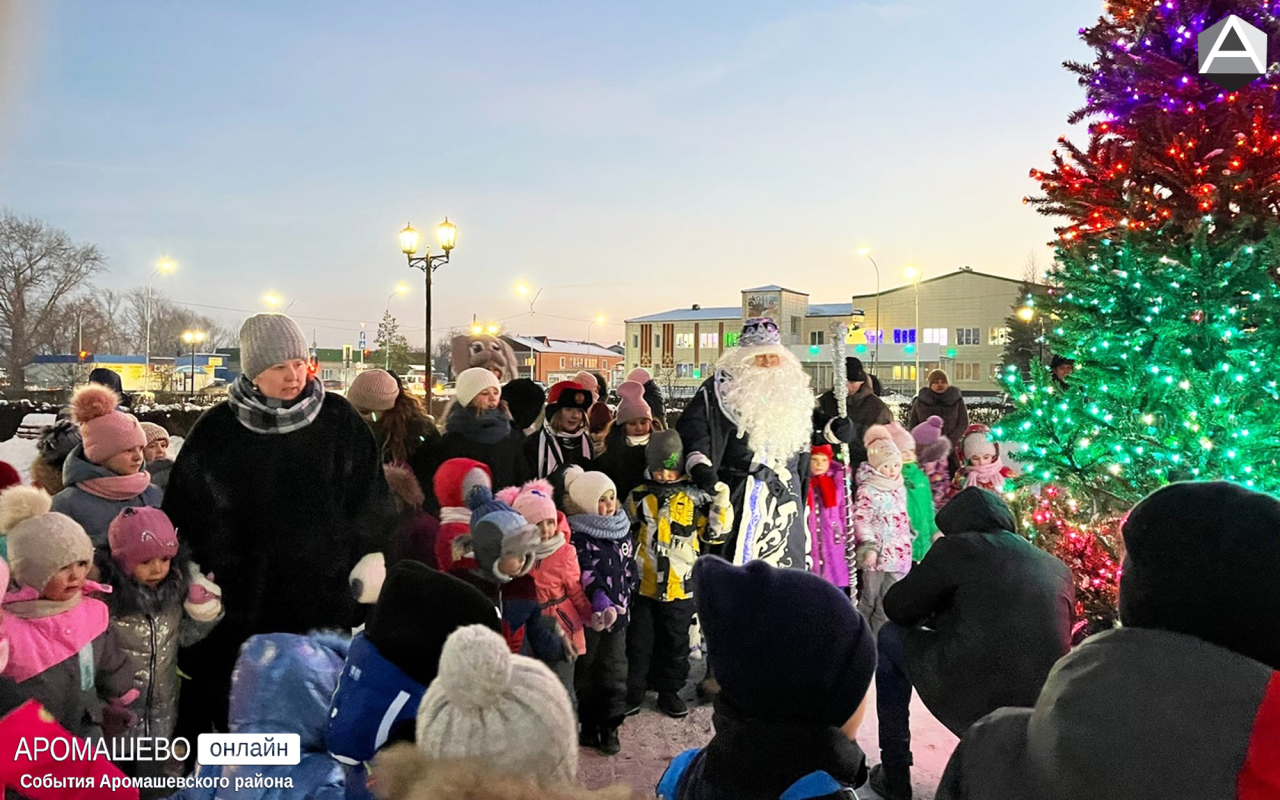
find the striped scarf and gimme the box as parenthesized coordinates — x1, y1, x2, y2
(228, 374, 325, 435)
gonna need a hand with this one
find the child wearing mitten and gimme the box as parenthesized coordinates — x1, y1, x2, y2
(52, 384, 162, 546)
(0, 487, 138, 739)
(852, 426, 912, 636)
(563, 466, 637, 757)
(624, 431, 732, 719)
(911, 415, 953, 511)
(953, 423, 1015, 495)
(886, 422, 940, 562)
(497, 478, 590, 704)
(96, 506, 221, 785)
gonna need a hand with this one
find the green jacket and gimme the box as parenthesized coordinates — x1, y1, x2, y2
(904, 461, 938, 561)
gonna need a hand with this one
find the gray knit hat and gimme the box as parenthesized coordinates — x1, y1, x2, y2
(1, 487, 93, 592)
(416, 625, 578, 785)
(346, 369, 400, 413)
(646, 429, 684, 475)
(240, 313, 310, 380)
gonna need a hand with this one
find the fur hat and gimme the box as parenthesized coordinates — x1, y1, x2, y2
(88, 368, 124, 396)
(107, 507, 179, 574)
(433, 459, 492, 509)
(36, 420, 81, 468)
(347, 369, 401, 413)
(239, 312, 310, 380)
(926, 369, 949, 385)
(911, 415, 952, 464)
(886, 421, 916, 456)
(501, 379, 546, 431)
(959, 424, 998, 461)
(693, 556, 876, 727)
(572, 371, 599, 399)
(384, 464, 426, 511)
(455, 368, 502, 410)
(366, 561, 502, 687)
(845, 357, 868, 384)
(1, 486, 92, 592)
(139, 422, 169, 448)
(614, 381, 650, 425)
(415, 625, 579, 786)
(646, 430, 684, 475)
(626, 367, 651, 385)
(496, 479, 558, 526)
(467, 492, 541, 580)
(562, 466, 616, 516)
(740, 317, 782, 349)
(71, 384, 146, 464)
(546, 382, 593, 415)
(1121, 482, 1280, 670)
(864, 424, 902, 471)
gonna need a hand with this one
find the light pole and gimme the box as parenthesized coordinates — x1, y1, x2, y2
(399, 219, 457, 381)
(517, 283, 543, 315)
(181, 330, 206, 398)
(856, 248, 881, 372)
(905, 266, 923, 391)
(145, 258, 175, 390)
(264, 292, 299, 312)
(384, 284, 409, 369)
(586, 315, 605, 343)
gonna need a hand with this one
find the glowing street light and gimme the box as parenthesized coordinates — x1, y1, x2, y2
(587, 314, 605, 342)
(145, 257, 176, 390)
(399, 218, 458, 369)
(180, 329, 206, 398)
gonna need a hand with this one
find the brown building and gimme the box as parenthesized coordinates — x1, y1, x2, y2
(504, 336, 626, 388)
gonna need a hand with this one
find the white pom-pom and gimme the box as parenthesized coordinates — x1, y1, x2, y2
(0, 486, 51, 532)
(436, 625, 512, 708)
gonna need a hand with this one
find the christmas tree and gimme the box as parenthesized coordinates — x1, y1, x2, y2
(996, 1, 1280, 629)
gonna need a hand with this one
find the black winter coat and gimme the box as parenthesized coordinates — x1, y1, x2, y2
(906, 386, 968, 445)
(415, 427, 532, 514)
(595, 436, 649, 501)
(812, 384, 892, 469)
(884, 488, 1074, 736)
(163, 395, 395, 733)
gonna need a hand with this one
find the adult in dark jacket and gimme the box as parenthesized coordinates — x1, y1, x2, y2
(813, 356, 892, 471)
(938, 481, 1280, 800)
(416, 368, 532, 513)
(625, 367, 666, 424)
(905, 369, 968, 449)
(594, 380, 661, 501)
(164, 313, 396, 737)
(870, 487, 1074, 800)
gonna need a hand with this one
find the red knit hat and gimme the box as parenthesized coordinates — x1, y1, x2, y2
(71, 384, 146, 464)
(810, 444, 834, 460)
(546, 382, 593, 414)
(108, 507, 179, 574)
(0, 461, 20, 493)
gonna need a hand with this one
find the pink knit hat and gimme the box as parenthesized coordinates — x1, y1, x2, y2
(573, 371, 599, 398)
(71, 384, 146, 464)
(863, 424, 902, 471)
(626, 368, 651, 385)
(614, 381, 651, 425)
(496, 479, 558, 526)
(886, 422, 915, 456)
(140, 422, 169, 447)
(347, 369, 400, 413)
(959, 424, 999, 461)
(108, 507, 179, 574)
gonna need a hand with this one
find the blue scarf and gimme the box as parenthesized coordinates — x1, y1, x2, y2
(568, 509, 631, 541)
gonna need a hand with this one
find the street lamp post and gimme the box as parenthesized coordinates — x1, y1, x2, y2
(399, 219, 457, 382)
(384, 284, 409, 369)
(145, 258, 175, 390)
(856, 248, 881, 372)
(181, 330, 206, 398)
(905, 266, 923, 391)
(586, 315, 605, 343)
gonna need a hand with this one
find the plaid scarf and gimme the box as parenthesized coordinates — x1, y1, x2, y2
(228, 374, 325, 435)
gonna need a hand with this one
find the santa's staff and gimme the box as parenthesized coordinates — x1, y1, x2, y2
(829, 319, 859, 601)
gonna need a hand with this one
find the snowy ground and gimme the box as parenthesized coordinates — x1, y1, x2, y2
(0, 433, 183, 483)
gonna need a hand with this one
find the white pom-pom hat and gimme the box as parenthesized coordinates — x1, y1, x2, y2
(415, 625, 578, 785)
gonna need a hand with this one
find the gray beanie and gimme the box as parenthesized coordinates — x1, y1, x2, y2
(646, 429, 684, 475)
(416, 625, 578, 786)
(240, 313, 310, 380)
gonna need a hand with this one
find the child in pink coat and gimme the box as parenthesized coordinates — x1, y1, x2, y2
(852, 425, 912, 635)
(497, 478, 591, 705)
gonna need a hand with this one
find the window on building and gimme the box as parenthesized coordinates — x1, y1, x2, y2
(675, 333, 694, 349)
(891, 366, 917, 381)
(700, 332, 718, 349)
(892, 328, 917, 344)
(955, 327, 981, 346)
(676, 363, 697, 378)
(589, 358, 597, 368)
(923, 328, 948, 345)
(988, 327, 1010, 346)
(632, 334, 639, 348)
(321, 368, 334, 380)
(559, 357, 565, 368)
(654, 334, 661, 349)
(699, 362, 711, 378)
(864, 329, 884, 345)
(809, 331, 825, 345)
(725, 332, 741, 348)
(952, 362, 983, 381)
(791, 316, 801, 335)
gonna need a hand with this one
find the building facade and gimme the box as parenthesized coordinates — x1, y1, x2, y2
(505, 336, 626, 388)
(623, 269, 1027, 398)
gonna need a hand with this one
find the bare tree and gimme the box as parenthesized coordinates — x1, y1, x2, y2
(0, 212, 106, 377)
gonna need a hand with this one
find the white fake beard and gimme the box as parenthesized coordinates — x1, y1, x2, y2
(719, 348, 814, 462)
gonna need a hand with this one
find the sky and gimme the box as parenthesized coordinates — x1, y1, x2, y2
(0, 0, 1101, 350)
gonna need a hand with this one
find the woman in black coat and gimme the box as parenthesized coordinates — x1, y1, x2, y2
(164, 313, 396, 737)
(413, 367, 533, 513)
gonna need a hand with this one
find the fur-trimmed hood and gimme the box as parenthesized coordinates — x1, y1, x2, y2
(94, 545, 192, 618)
(371, 746, 633, 800)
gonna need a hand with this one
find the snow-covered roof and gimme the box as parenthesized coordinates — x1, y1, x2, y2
(505, 336, 620, 357)
(806, 302, 867, 317)
(625, 306, 741, 323)
(742, 285, 808, 295)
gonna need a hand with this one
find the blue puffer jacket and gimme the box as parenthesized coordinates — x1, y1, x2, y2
(168, 632, 349, 800)
(325, 633, 426, 800)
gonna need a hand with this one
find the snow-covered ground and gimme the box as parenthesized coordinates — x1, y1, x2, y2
(0, 432, 183, 483)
